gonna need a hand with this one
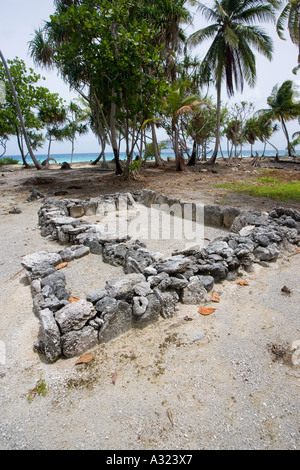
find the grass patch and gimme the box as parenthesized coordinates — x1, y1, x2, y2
(27, 378, 48, 401)
(216, 177, 300, 201)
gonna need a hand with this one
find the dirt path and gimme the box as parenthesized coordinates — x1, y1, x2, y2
(0, 160, 299, 450)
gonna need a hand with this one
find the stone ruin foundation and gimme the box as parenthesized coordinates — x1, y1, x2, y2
(21, 189, 300, 362)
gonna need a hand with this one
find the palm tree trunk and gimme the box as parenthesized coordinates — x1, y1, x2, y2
(151, 122, 164, 166)
(281, 116, 292, 157)
(187, 140, 197, 166)
(0, 49, 43, 170)
(45, 135, 52, 168)
(71, 137, 75, 164)
(110, 98, 122, 175)
(266, 139, 279, 161)
(208, 79, 221, 165)
(91, 151, 103, 165)
(174, 127, 183, 171)
(15, 126, 29, 168)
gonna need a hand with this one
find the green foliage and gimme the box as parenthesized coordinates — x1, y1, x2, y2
(27, 378, 48, 401)
(276, 0, 300, 68)
(0, 57, 66, 162)
(144, 140, 167, 159)
(0, 156, 18, 165)
(29, 0, 178, 174)
(129, 159, 142, 172)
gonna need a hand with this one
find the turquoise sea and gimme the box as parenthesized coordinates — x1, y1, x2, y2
(4, 149, 291, 165)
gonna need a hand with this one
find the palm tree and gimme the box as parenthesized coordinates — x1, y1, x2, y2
(243, 116, 260, 155)
(162, 79, 205, 170)
(257, 80, 300, 157)
(188, 0, 276, 165)
(64, 101, 89, 164)
(28, 28, 54, 69)
(276, 0, 300, 71)
(38, 102, 67, 167)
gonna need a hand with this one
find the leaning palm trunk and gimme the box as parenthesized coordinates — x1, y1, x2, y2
(15, 126, 29, 168)
(266, 139, 279, 161)
(174, 127, 184, 171)
(187, 140, 197, 166)
(0, 49, 43, 170)
(281, 116, 292, 157)
(208, 80, 221, 165)
(151, 122, 164, 166)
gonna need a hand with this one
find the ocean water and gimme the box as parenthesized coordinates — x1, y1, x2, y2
(4, 149, 290, 165)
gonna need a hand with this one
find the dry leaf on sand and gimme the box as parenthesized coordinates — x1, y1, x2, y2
(210, 292, 220, 302)
(56, 262, 68, 270)
(198, 307, 216, 316)
(237, 281, 249, 286)
(75, 353, 93, 365)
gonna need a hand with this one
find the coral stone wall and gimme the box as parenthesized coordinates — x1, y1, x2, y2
(21, 190, 300, 362)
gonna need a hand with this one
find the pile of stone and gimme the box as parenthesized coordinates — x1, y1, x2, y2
(22, 190, 300, 362)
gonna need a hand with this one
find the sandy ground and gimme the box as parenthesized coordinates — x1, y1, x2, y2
(0, 160, 299, 451)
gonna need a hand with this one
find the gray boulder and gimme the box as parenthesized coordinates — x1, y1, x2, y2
(133, 293, 162, 326)
(153, 288, 179, 318)
(21, 251, 62, 271)
(61, 326, 99, 358)
(98, 300, 133, 343)
(223, 207, 241, 228)
(134, 281, 152, 297)
(132, 296, 149, 316)
(181, 276, 210, 304)
(105, 273, 146, 300)
(253, 244, 280, 261)
(37, 308, 62, 362)
(198, 275, 214, 292)
(204, 205, 224, 227)
(55, 299, 95, 334)
(69, 204, 85, 218)
(140, 189, 157, 207)
(95, 296, 118, 314)
(86, 290, 107, 304)
(155, 255, 190, 275)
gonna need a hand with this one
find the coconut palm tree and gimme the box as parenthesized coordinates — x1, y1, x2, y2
(162, 79, 205, 170)
(38, 101, 67, 167)
(188, 0, 276, 165)
(276, 0, 300, 71)
(257, 79, 300, 157)
(64, 101, 89, 164)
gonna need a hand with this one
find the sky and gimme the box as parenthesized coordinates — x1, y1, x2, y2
(0, 0, 299, 156)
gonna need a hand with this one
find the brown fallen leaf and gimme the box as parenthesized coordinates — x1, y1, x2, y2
(167, 408, 174, 427)
(75, 353, 93, 365)
(210, 292, 220, 303)
(198, 307, 216, 316)
(69, 296, 80, 303)
(237, 281, 249, 286)
(56, 262, 68, 270)
(111, 372, 117, 385)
